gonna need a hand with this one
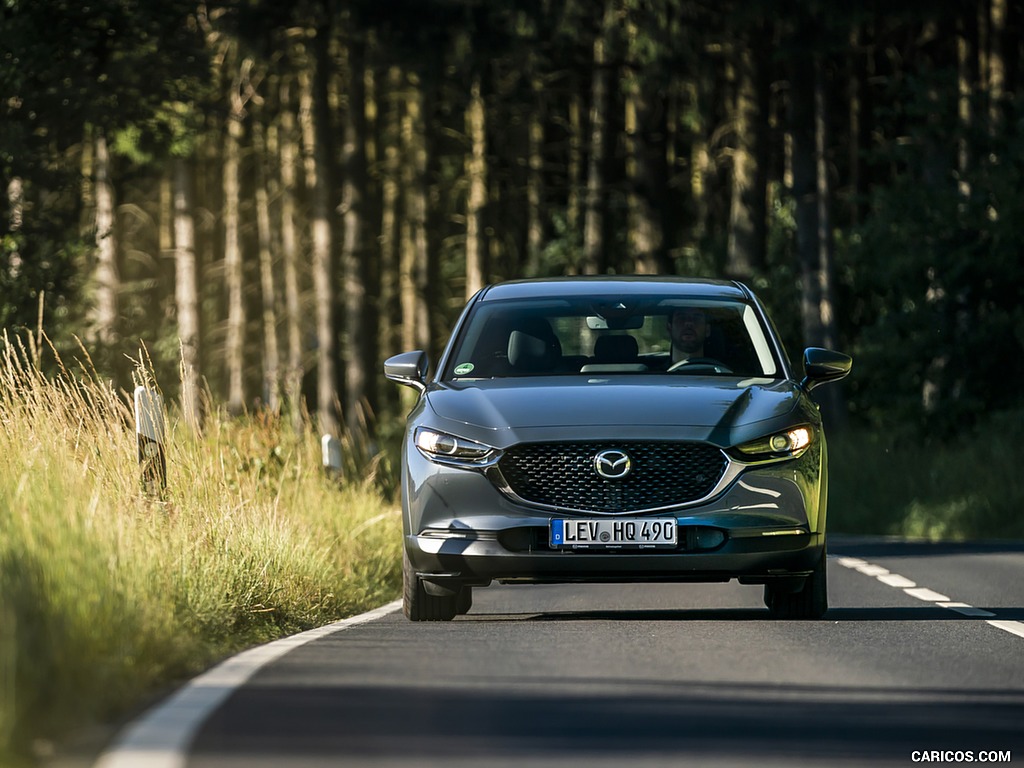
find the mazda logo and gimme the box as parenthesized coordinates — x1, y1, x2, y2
(594, 449, 631, 480)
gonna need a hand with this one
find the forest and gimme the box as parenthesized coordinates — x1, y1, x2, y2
(3, 0, 1024, 446)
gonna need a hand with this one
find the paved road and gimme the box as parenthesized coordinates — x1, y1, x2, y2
(115, 537, 1024, 768)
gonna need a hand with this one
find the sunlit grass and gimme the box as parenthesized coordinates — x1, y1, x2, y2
(0, 337, 400, 764)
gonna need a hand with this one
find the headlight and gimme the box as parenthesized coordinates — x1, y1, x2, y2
(732, 426, 813, 463)
(414, 427, 500, 467)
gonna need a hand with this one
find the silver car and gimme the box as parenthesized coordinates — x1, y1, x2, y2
(385, 277, 851, 621)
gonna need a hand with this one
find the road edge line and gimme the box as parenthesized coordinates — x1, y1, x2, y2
(92, 599, 402, 768)
(836, 557, 1023, 642)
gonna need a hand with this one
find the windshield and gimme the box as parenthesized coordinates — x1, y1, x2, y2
(443, 295, 781, 380)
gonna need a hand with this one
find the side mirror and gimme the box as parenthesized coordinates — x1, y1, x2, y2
(384, 350, 429, 391)
(801, 347, 852, 391)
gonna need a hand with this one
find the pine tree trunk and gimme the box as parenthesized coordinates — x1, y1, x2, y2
(465, 71, 487, 299)
(583, 0, 613, 275)
(341, 35, 369, 438)
(93, 130, 119, 347)
(689, 80, 710, 250)
(566, 90, 582, 260)
(173, 157, 202, 433)
(279, 75, 304, 435)
(524, 73, 544, 277)
(726, 41, 760, 280)
(956, 17, 974, 205)
(360, 55, 380, 424)
(378, 65, 403, 416)
(989, 0, 1006, 129)
(814, 53, 844, 430)
(624, 16, 664, 275)
(814, 55, 837, 352)
(403, 77, 429, 355)
(254, 119, 281, 414)
(400, 70, 431, 413)
(159, 174, 173, 258)
(303, 30, 339, 437)
(848, 25, 866, 226)
(223, 107, 245, 416)
(788, 33, 822, 350)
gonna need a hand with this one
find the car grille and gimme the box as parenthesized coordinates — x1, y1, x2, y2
(497, 441, 728, 513)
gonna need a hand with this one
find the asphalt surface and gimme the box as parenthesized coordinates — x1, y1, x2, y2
(136, 537, 1024, 768)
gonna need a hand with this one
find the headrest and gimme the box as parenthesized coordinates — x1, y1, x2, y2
(508, 329, 555, 371)
(593, 335, 638, 362)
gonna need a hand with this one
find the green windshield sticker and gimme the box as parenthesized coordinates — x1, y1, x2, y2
(454, 363, 475, 376)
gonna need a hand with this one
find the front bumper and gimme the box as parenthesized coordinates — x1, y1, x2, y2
(402, 440, 827, 591)
(407, 530, 825, 591)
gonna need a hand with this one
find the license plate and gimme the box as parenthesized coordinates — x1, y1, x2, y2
(550, 517, 678, 549)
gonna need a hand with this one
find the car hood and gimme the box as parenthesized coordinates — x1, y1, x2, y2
(424, 376, 804, 444)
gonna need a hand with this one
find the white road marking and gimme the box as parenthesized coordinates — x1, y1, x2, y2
(877, 573, 916, 588)
(837, 556, 1020, 641)
(987, 620, 1024, 639)
(835, 561, 868, 573)
(92, 599, 402, 768)
(904, 587, 951, 602)
(855, 564, 890, 576)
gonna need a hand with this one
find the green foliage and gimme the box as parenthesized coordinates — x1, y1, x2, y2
(112, 124, 154, 166)
(539, 211, 584, 276)
(0, 221, 88, 348)
(1, 0, 210, 365)
(754, 193, 803, 361)
(846, 79, 1024, 434)
(829, 410, 1024, 541)
(0, 0, 208, 142)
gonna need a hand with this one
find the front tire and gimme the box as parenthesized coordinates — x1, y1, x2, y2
(403, 549, 458, 621)
(764, 548, 828, 619)
(455, 586, 473, 615)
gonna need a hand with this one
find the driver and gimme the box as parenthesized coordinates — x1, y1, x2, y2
(668, 308, 710, 364)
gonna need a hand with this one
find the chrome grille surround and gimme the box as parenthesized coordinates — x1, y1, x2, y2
(493, 441, 736, 515)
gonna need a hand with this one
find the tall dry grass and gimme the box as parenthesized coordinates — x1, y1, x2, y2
(0, 336, 401, 765)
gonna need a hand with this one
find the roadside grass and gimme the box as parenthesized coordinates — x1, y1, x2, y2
(0, 340, 401, 766)
(828, 413, 1024, 541)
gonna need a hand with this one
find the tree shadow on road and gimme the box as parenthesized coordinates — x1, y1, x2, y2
(190, 678, 1024, 767)
(460, 605, 1024, 622)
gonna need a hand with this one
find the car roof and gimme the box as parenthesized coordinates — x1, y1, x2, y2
(478, 276, 751, 302)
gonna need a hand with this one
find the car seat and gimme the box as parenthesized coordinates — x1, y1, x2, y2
(592, 334, 639, 364)
(506, 318, 562, 374)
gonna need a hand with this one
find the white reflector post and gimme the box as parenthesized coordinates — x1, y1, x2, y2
(135, 386, 166, 495)
(322, 433, 343, 479)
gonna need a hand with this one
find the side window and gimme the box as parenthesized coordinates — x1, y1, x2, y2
(450, 315, 509, 378)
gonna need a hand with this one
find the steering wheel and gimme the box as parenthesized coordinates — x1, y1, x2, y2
(667, 357, 733, 374)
